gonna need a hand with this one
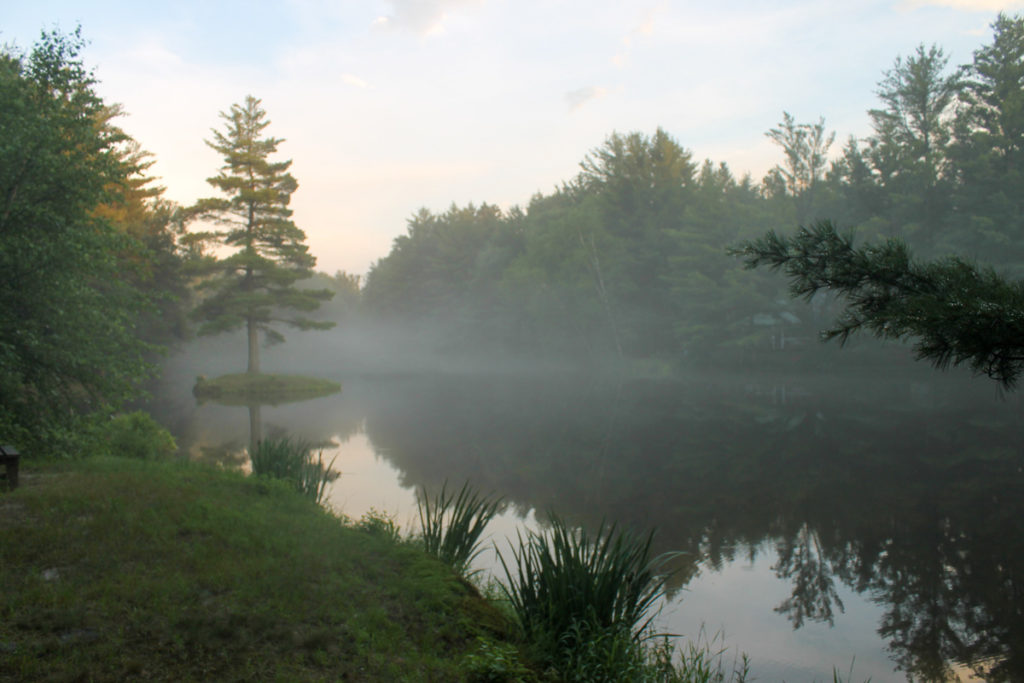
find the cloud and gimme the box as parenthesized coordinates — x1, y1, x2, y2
(341, 73, 369, 88)
(900, 0, 1024, 10)
(372, 0, 483, 36)
(565, 86, 608, 112)
(612, 5, 662, 67)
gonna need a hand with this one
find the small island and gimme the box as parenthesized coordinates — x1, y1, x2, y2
(193, 373, 341, 406)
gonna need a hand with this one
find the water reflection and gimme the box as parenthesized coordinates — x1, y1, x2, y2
(157, 370, 1024, 682)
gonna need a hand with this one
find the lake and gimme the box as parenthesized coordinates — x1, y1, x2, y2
(150, 358, 1024, 682)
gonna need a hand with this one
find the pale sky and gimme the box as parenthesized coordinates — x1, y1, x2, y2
(5, 1, 1022, 276)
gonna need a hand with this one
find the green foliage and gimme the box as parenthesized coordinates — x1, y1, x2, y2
(355, 507, 403, 542)
(186, 96, 333, 373)
(461, 637, 535, 682)
(103, 411, 177, 460)
(947, 13, 1024, 268)
(192, 372, 340, 405)
(670, 629, 751, 683)
(356, 15, 1024, 372)
(497, 516, 674, 670)
(249, 436, 338, 504)
(0, 29, 158, 457)
(363, 130, 775, 361)
(417, 481, 503, 578)
(764, 112, 836, 225)
(734, 220, 1024, 387)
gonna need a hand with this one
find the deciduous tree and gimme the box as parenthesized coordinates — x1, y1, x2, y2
(0, 29, 155, 454)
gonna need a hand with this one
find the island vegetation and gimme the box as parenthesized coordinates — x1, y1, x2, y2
(192, 373, 341, 405)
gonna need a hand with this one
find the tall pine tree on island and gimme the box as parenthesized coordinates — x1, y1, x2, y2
(188, 96, 332, 374)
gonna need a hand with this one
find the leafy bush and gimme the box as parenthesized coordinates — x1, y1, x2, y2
(417, 481, 502, 577)
(355, 507, 403, 542)
(104, 411, 177, 460)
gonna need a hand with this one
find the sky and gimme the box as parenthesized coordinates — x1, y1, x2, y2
(5, 0, 1023, 276)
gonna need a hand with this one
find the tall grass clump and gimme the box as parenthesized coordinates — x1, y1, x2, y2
(670, 627, 751, 683)
(250, 436, 337, 504)
(417, 481, 502, 577)
(498, 516, 675, 673)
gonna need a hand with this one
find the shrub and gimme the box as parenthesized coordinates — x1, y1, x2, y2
(461, 637, 534, 682)
(355, 507, 403, 542)
(105, 411, 177, 460)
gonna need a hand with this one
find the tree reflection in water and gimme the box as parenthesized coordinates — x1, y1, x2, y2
(158, 369, 1024, 680)
(355, 372, 1024, 681)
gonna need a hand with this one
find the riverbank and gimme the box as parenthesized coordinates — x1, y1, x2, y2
(0, 457, 512, 682)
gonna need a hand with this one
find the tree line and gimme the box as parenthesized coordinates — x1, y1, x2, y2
(362, 13, 1024, 369)
(4, 14, 1023, 454)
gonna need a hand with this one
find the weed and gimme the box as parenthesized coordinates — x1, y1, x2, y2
(356, 507, 403, 542)
(461, 637, 534, 682)
(832, 656, 871, 683)
(671, 627, 750, 683)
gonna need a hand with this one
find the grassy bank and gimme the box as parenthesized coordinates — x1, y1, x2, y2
(193, 373, 341, 405)
(0, 457, 509, 682)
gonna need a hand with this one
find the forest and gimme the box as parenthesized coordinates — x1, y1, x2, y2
(3, 15, 1024, 456)
(360, 14, 1024, 369)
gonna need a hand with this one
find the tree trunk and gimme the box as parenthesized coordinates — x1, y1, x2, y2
(247, 317, 260, 374)
(248, 403, 262, 457)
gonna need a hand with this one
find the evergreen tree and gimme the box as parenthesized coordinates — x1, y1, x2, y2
(734, 221, 1024, 388)
(764, 112, 836, 225)
(949, 13, 1024, 270)
(188, 96, 332, 374)
(866, 44, 961, 253)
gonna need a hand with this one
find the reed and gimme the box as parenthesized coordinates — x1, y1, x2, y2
(497, 516, 673, 667)
(417, 481, 502, 577)
(250, 436, 337, 505)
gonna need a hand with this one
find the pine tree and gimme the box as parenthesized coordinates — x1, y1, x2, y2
(949, 14, 1024, 269)
(734, 221, 1024, 388)
(188, 96, 332, 373)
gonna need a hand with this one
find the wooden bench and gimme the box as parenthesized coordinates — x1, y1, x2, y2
(0, 445, 19, 491)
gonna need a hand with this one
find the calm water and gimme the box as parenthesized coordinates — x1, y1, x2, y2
(152, 365, 1024, 682)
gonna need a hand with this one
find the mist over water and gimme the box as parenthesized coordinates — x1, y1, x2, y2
(147, 323, 1024, 682)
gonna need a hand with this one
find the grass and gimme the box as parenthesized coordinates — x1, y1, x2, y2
(250, 436, 338, 504)
(0, 461, 838, 682)
(671, 627, 751, 683)
(192, 373, 341, 405)
(0, 457, 511, 682)
(417, 480, 503, 578)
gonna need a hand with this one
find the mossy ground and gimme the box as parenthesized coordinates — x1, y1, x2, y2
(192, 373, 341, 405)
(0, 457, 512, 682)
